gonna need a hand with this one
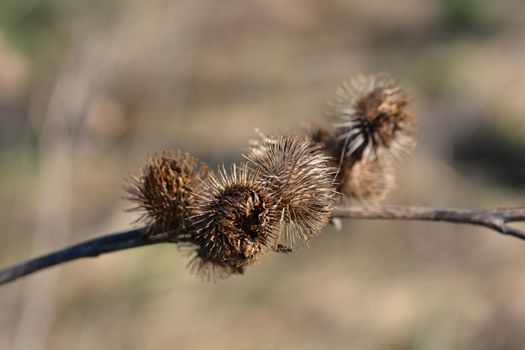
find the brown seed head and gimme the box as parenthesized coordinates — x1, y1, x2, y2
(245, 134, 338, 248)
(190, 164, 280, 280)
(126, 150, 208, 236)
(340, 158, 396, 203)
(307, 126, 395, 204)
(330, 74, 416, 161)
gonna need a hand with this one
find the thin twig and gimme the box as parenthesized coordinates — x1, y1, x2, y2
(0, 228, 166, 286)
(332, 205, 525, 240)
(1, 205, 525, 287)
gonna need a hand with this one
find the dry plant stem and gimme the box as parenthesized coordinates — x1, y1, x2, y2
(332, 205, 525, 240)
(0, 228, 168, 286)
(1, 205, 525, 287)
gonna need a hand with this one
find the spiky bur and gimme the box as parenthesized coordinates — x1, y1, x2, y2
(308, 126, 396, 204)
(190, 164, 280, 280)
(330, 74, 417, 162)
(125, 150, 208, 238)
(245, 135, 338, 249)
(340, 157, 395, 203)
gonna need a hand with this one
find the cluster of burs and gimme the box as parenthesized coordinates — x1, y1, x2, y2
(126, 74, 417, 280)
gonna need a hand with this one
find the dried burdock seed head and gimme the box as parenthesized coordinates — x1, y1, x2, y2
(126, 150, 208, 236)
(340, 158, 396, 204)
(245, 134, 338, 248)
(330, 74, 417, 161)
(307, 126, 394, 204)
(190, 164, 280, 280)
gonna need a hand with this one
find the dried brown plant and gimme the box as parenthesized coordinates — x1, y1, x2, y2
(330, 74, 417, 162)
(308, 127, 395, 203)
(189, 164, 281, 280)
(125, 150, 208, 237)
(340, 158, 396, 204)
(4, 73, 525, 286)
(245, 134, 338, 248)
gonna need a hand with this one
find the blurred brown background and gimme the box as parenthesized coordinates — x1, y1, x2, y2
(1, 0, 525, 349)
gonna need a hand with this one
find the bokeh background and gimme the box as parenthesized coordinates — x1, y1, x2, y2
(1, 0, 525, 349)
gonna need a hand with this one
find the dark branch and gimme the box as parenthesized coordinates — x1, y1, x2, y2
(0, 228, 167, 286)
(1, 205, 525, 287)
(332, 205, 525, 240)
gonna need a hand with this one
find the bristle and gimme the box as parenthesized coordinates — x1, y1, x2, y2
(190, 164, 280, 279)
(187, 254, 243, 282)
(245, 134, 338, 249)
(329, 74, 417, 162)
(125, 150, 208, 237)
